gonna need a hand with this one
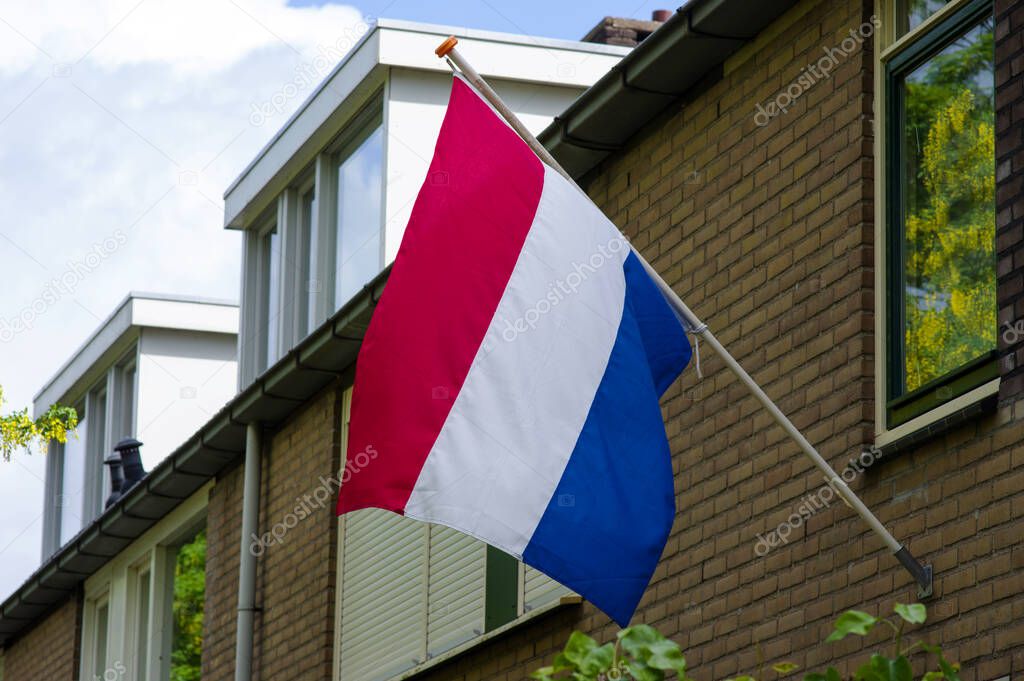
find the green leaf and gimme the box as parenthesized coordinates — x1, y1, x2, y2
(893, 603, 926, 624)
(827, 610, 878, 642)
(626, 661, 665, 681)
(577, 643, 615, 678)
(644, 639, 687, 673)
(773, 661, 800, 675)
(617, 625, 662, 657)
(922, 672, 945, 681)
(936, 657, 960, 681)
(723, 677, 756, 681)
(804, 667, 842, 681)
(562, 631, 600, 666)
(529, 667, 555, 680)
(854, 655, 912, 681)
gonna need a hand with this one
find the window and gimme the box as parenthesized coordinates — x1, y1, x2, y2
(895, 0, 952, 36)
(169, 529, 206, 681)
(333, 390, 570, 681)
(114, 357, 137, 443)
(257, 221, 281, 373)
(334, 125, 384, 307)
(59, 402, 86, 545)
(46, 347, 140, 556)
(133, 568, 151, 680)
(80, 485, 208, 681)
(882, 0, 996, 427)
(83, 593, 111, 681)
(298, 186, 317, 336)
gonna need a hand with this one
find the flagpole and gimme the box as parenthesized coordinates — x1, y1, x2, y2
(435, 37, 933, 599)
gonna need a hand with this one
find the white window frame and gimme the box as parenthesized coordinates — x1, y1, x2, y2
(872, 0, 999, 447)
(238, 96, 385, 389)
(44, 345, 142, 557)
(80, 482, 210, 681)
(81, 589, 112, 681)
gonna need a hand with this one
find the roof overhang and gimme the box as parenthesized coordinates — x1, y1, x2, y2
(539, 0, 801, 179)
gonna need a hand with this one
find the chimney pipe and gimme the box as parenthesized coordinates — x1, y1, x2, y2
(114, 438, 146, 495)
(104, 453, 124, 508)
(652, 9, 672, 21)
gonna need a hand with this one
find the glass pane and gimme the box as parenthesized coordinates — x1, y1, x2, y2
(335, 126, 383, 307)
(260, 227, 280, 370)
(899, 15, 995, 393)
(117, 364, 135, 441)
(896, 0, 951, 37)
(94, 602, 109, 678)
(170, 530, 205, 681)
(301, 188, 316, 334)
(59, 412, 85, 544)
(89, 390, 107, 521)
(136, 570, 151, 680)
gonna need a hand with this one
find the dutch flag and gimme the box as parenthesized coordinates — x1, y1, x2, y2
(337, 75, 693, 626)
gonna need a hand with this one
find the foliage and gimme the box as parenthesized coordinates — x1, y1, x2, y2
(170, 530, 206, 681)
(532, 604, 960, 681)
(0, 386, 78, 461)
(531, 625, 691, 681)
(900, 20, 995, 391)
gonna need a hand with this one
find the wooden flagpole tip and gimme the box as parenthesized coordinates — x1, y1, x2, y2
(435, 36, 458, 58)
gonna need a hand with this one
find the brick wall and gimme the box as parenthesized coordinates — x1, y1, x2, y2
(196, 1, 1024, 680)
(996, 0, 1024, 399)
(397, 1, 1024, 680)
(204, 383, 344, 680)
(2, 596, 80, 680)
(204, 458, 244, 680)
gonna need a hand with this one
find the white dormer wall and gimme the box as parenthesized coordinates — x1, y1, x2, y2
(230, 20, 629, 387)
(36, 295, 238, 560)
(381, 69, 594, 264)
(135, 328, 237, 471)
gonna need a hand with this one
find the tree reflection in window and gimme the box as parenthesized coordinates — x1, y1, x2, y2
(900, 15, 995, 392)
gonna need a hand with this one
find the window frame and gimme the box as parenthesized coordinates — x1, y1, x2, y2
(874, 0, 998, 442)
(80, 483, 209, 681)
(81, 589, 111, 681)
(45, 345, 140, 557)
(326, 104, 385, 312)
(254, 213, 281, 375)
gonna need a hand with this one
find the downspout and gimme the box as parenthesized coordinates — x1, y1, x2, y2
(235, 422, 262, 681)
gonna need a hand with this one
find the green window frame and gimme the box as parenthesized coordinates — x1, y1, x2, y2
(884, 0, 997, 427)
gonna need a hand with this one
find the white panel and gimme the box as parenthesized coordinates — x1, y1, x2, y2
(383, 69, 588, 264)
(339, 510, 427, 681)
(405, 165, 628, 556)
(135, 329, 237, 470)
(426, 525, 485, 656)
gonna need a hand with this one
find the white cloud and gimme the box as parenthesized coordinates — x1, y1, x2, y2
(0, 0, 368, 601)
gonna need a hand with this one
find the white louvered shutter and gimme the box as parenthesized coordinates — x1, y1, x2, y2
(426, 525, 486, 656)
(339, 509, 428, 681)
(521, 564, 572, 613)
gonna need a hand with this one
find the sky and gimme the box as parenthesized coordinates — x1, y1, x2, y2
(0, 0, 662, 603)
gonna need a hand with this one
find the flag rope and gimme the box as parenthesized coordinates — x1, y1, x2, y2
(435, 36, 933, 599)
